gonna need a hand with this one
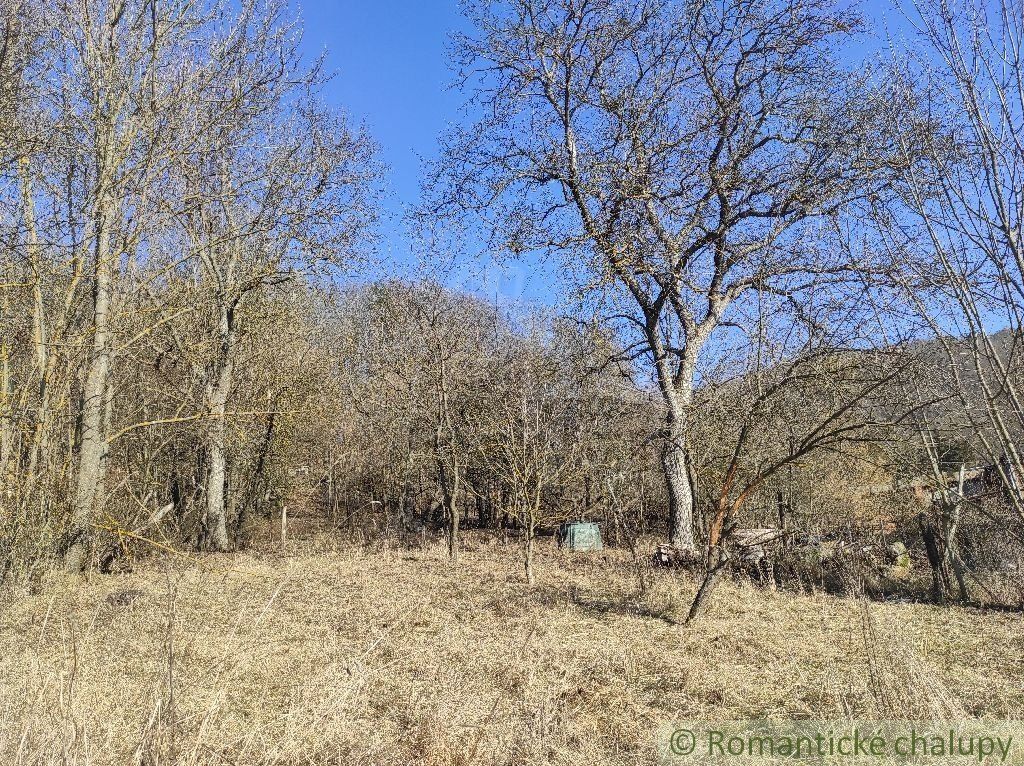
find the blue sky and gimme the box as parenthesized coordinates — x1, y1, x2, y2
(297, 0, 464, 233)
(296, 1, 495, 289)
(296, 0, 910, 303)
(295, 0, 621, 305)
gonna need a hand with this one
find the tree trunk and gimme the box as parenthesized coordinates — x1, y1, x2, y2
(0, 330, 12, 490)
(919, 513, 951, 604)
(656, 361, 698, 551)
(204, 405, 230, 551)
(941, 475, 971, 604)
(437, 448, 459, 563)
(686, 545, 730, 624)
(203, 303, 235, 552)
(662, 426, 696, 551)
(66, 186, 114, 572)
(23, 155, 53, 487)
(448, 487, 460, 562)
(524, 512, 536, 585)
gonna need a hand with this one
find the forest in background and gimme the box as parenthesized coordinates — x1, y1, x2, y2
(2, 0, 1024, 621)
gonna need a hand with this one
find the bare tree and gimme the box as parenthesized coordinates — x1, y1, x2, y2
(472, 329, 583, 584)
(428, 0, 906, 551)
(51, 0, 227, 570)
(0, 0, 42, 494)
(161, 1, 378, 551)
(0, 0, 377, 569)
(684, 343, 907, 621)
(410, 285, 482, 564)
(0, 0, 39, 161)
(882, 0, 1024, 546)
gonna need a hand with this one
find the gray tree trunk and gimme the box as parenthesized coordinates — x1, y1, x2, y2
(203, 302, 236, 552)
(66, 187, 114, 572)
(524, 511, 536, 585)
(0, 333, 12, 490)
(438, 454, 459, 563)
(23, 156, 51, 484)
(657, 367, 697, 552)
(662, 430, 696, 551)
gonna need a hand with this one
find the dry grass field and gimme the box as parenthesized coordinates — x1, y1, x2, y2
(1, 532, 1022, 766)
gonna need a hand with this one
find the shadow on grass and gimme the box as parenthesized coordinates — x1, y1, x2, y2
(532, 583, 682, 626)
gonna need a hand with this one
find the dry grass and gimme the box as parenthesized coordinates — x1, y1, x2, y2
(1, 532, 1022, 765)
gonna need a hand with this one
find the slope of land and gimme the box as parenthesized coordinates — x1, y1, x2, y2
(1, 534, 1022, 765)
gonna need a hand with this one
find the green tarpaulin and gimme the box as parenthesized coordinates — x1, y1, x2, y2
(558, 522, 603, 551)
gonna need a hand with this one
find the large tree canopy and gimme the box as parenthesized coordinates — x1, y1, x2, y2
(427, 0, 909, 548)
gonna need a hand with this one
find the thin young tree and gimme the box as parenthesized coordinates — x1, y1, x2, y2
(474, 336, 581, 584)
(169, 1, 378, 550)
(882, 0, 1024, 546)
(684, 343, 907, 621)
(53, 0, 220, 570)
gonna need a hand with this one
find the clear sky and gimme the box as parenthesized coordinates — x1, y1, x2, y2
(296, 1, 485, 287)
(296, 0, 608, 305)
(296, 0, 908, 303)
